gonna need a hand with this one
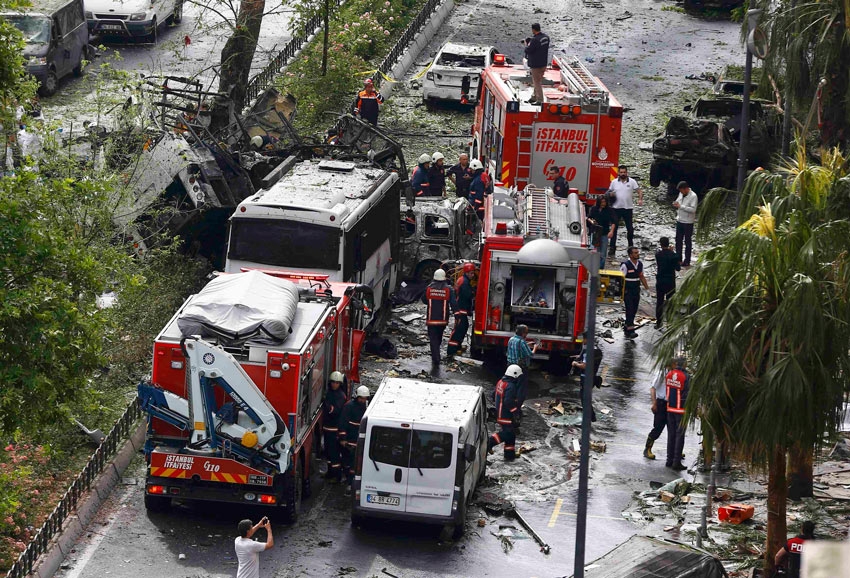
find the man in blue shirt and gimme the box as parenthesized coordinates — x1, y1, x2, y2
(507, 324, 538, 418)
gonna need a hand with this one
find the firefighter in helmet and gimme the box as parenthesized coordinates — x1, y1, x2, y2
(488, 365, 522, 461)
(412, 153, 432, 197)
(322, 371, 347, 482)
(338, 385, 370, 495)
(469, 159, 491, 220)
(421, 268, 455, 374)
(428, 151, 447, 197)
(447, 262, 475, 357)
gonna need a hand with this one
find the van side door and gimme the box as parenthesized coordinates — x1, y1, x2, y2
(359, 420, 411, 513)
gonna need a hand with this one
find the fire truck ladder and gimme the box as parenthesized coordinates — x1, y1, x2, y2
(554, 54, 610, 112)
(516, 125, 533, 188)
(523, 186, 551, 238)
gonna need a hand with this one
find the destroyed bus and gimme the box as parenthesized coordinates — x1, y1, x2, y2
(471, 54, 623, 201)
(471, 186, 591, 359)
(224, 156, 401, 315)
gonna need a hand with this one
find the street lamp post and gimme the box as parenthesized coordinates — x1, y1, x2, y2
(570, 247, 600, 578)
(736, 9, 766, 221)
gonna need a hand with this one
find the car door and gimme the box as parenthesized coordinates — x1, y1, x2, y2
(359, 420, 411, 513)
(406, 425, 455, 516)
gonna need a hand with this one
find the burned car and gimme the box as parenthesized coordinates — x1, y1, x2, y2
(649, 116, 737, 196)
(686, 96, 780, 167)
(582, 535, 728, 578)
(422, 42, 497, 106)
(400, 197, 481, 281)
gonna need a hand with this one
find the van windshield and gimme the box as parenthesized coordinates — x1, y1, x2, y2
(6, 15, 51, 44)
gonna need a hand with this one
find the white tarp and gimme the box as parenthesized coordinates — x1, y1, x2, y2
(177, 270, 300, 345)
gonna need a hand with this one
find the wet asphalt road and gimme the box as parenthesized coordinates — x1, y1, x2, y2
(53, 0, 741, 576)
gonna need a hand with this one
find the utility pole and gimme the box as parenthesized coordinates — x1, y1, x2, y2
(736, 9, 765, 221)
(781, 0, 795, 157)
(572, 250, 600, 578)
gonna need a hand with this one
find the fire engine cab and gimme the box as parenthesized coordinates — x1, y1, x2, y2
(472, 186, 590, 357)
(138, 270, 371, 520)
(471, 54, 623, 199)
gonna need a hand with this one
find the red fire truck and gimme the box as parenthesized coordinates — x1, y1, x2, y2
(471, 186, 590, 358)
(471, 54, 623, 199)
(138, 270, 371, 520)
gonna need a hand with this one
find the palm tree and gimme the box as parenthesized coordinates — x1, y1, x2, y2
(753, 0, 850, 146)
(655, 148, 850, 574)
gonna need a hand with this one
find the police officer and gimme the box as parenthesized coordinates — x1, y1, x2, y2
(488, 365, 522, 461)
(548, 165, 569, 198)
(665, 357, 689, 471)
(412, 153, 432, 197)
(422, 268, 455, 374)
(655, 237, 681, 329)
(775, 520, 815, 578)
(428, 151, 447, 197)
(620, 246, 649, 338)
(447, 262, 475, 357)
(338, 385, 370, 495)
(469, 159, 490, 220)
(322, 371, 347, 482)
(354, 78, 384, 126)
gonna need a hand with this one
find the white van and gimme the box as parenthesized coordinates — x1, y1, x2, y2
(422, 43, 496, 106)
(351, 378, 488, 538)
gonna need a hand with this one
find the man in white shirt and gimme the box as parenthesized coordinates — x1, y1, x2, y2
(672, 181, 698, 266)
(235, 517, 274, 578)
(607, 165, 642, 256)
(644, 362, 672, 460)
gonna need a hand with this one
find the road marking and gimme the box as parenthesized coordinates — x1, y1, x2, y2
(599, 365, 637, 382)
(547, 498, 563, 528)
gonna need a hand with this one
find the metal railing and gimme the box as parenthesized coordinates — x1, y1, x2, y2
(374, 0, 442, 88)
(244, 0, 345, 107)
(5, 400, 143, 578)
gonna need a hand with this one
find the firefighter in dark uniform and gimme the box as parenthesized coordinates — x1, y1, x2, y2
(354, 78, 384, 126)
(447, 262, 475, 357)
(421, 268, 455, 374)
(321, 371, 347, 482)
(488, 365, 522, 461)
(665, 357, 689, 471)
(548, 165, 569, 198)
(620, 246, 649, 338)
(411, 153, 432, 197)
(469, 158, 490, 220)
(337, 385, 370, 495)
(775, 520, 815, 578)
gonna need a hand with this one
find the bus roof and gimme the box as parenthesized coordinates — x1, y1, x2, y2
(368, 379, 483, 428)
(236, 158, 397, 224)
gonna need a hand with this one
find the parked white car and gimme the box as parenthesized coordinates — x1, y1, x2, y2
(85, 0, 182, 42)
(422, 43, 496, 106)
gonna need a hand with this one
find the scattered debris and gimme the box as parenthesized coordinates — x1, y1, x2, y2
(318, 540, 333, 547)
(399, 313, 424, 323)
(718, 504, 755, 525)
(590, 440, 607, 453)
(477, 518, 487, 527)
(615, 10, 633, 20)
(509, 508, 551, 554)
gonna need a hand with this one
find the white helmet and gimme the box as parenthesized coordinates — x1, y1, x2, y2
(356, 385, 370, 398)
(418, 153, 432, 164)
(469, 159, 484, 171)
(431, 151, 445, 162)
(250, 135, 264, 149)
(505, 364, 523, 378)
(433, 268, 447, 281)
(329, 371, 344, 383)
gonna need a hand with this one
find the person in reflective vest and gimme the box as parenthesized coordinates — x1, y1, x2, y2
(775, 520, 815, 578)
(338, 385, 370, 494)
(447, 263, 475, 357)
(488, 365, 522, 461)
(421, 268, 455, 372)
(620, 246, 648, 338)
(665, 357, 690, 471)
(354, 78, 384, 126)
(411, 153, 432, 197)
(468, 158, 491, 220)
(322, 371, 348, 482)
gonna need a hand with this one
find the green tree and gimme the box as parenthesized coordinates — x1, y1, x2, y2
(754, 0, 850, 146)
(0, 169, 131, 436)
(655, 149, 850, 574)
(0, 0, 37, 140)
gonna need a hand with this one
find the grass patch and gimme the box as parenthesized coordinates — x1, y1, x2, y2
(661, 5, 685, 12)
(641, 76, 666, 82)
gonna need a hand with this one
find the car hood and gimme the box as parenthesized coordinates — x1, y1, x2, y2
(86, 0, 149, 13)
(23, 44, 48, 57)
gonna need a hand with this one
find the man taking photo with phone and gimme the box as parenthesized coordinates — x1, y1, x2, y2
(235, 517, 274, 578)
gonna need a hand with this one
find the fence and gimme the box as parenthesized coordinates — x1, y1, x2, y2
(244, 0, 344, 107)
(5, 400, 143, 578)
(374, 0, 441, 89)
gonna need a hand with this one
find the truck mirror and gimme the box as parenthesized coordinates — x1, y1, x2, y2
(464, 444, 476, 462)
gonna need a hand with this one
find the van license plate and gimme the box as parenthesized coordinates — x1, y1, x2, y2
(101, 24, 123, 31)
(366, 494, 399, 506)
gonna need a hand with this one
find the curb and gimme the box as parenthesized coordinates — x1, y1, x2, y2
(380, 0, 456, 99)
(31, 421, 147, 578)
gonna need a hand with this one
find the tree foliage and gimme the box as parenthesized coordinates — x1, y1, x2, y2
(0, 0, 37, 118)
(655, 148, 850, 571)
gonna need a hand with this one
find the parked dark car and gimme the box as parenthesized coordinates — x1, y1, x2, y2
(580, 535, 728, 578)
(650, 116, 738, 196)
(686, 96, 781, 167)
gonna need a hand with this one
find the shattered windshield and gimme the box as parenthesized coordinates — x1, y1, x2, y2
(6, 15, 51, 44)
(436, 52, 486, 68)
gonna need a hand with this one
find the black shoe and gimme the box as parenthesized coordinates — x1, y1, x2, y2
(526, 98, 538, 104)
(671, 462, 687, 471)
(655, 322, 663, 330)
(625, 331, 638, 339)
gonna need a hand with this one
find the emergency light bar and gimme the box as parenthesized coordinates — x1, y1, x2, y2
(493, 53, 506, 66)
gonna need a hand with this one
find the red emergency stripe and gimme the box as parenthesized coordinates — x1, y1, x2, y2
(150, 467, 189, 479)
(455, 310, 468, 315)
(496, 418, 513, 425)
(323, 426, 338, 432)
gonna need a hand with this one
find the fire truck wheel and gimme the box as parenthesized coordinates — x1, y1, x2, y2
(666, 180, 679, 197)
(144, 493, 171, 513)
(649, 162, 661, 188)
(283, 457, 303, 523)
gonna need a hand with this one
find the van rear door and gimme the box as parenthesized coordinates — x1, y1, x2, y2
(359, 420, 411, 513)
(405, 426, 455, 517)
